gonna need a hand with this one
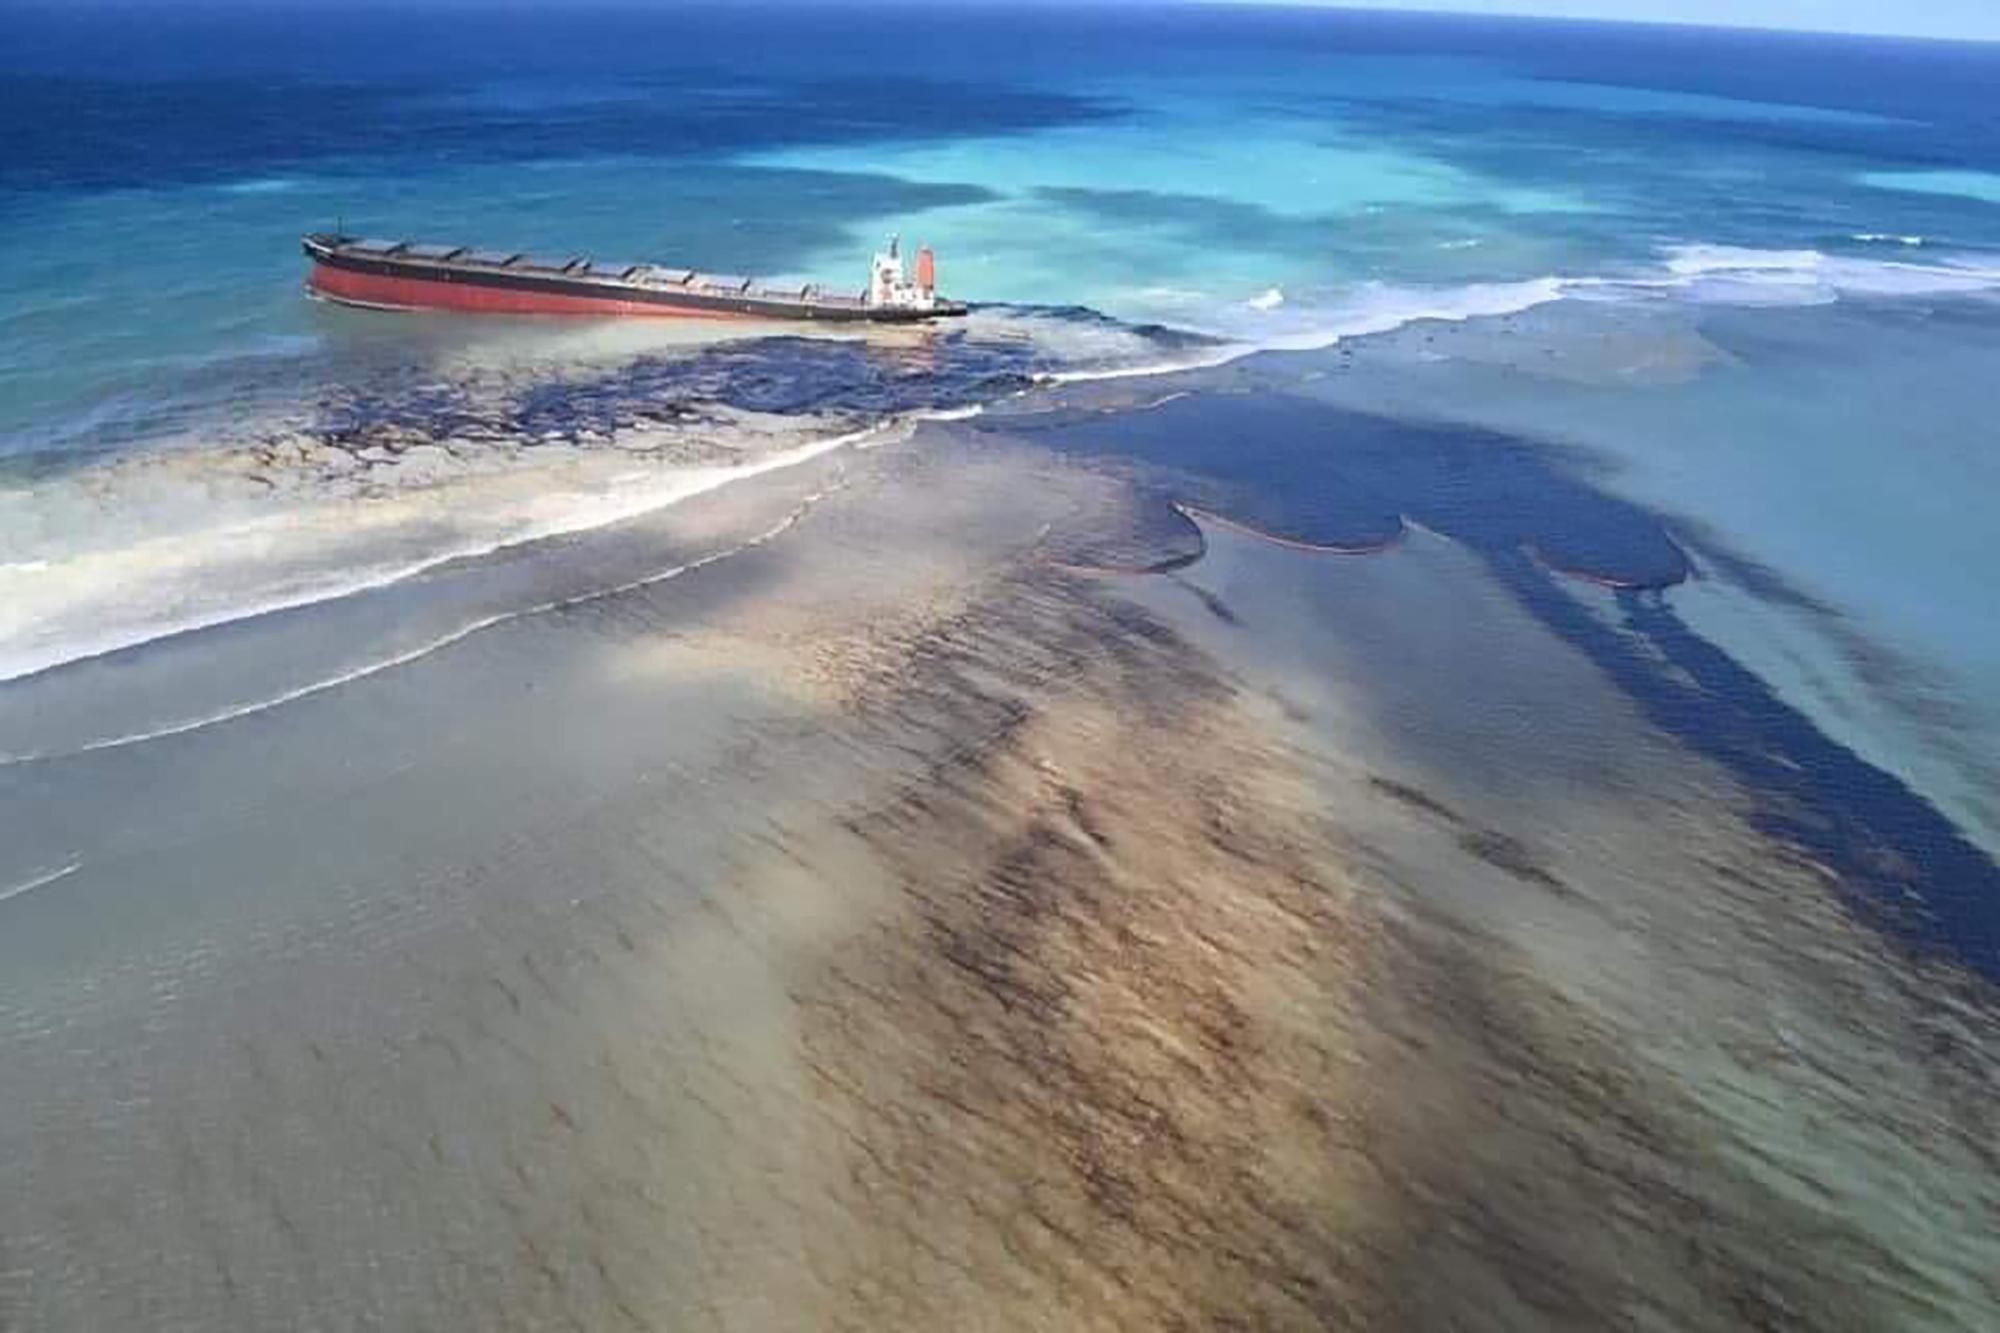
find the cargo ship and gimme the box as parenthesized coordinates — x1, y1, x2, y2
(302, 233, 966, 323)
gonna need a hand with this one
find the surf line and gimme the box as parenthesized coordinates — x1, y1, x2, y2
(0, 482, 847, 769)
(0, 861, 80, 906)
(0, 416, 906, 689)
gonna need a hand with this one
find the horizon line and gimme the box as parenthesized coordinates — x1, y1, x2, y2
(9, 0, 1999, 48)
(1202, 1, 2000, 46)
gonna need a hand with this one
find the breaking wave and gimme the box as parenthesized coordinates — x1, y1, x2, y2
(0, 320, 1112, 689)
(0, 485, 835, 767)
(0, 861, 79, 906)
(0, 421, 900, 687)
(1047, 241, 2000, 384)
(8, 238, 1998, 709)
(1631, 243, 2000, 304)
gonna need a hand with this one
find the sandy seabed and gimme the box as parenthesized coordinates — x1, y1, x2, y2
(0, 418, 1995, 1331)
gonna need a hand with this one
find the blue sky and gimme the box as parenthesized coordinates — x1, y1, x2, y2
(1219, 1, 2000, 42)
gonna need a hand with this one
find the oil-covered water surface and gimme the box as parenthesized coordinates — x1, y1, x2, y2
(5, 417, 1994, 1330)
(5, 4, 2000, 1329)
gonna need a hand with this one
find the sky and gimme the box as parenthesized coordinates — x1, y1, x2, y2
(1223, 0, 2000, 42)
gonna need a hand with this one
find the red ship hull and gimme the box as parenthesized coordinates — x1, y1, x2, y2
(300, 233, 966, 323)
(308, 262, 759, 320)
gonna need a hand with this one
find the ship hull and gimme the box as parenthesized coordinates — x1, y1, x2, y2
(308, 262, 757, 320)
(302, 235, 964, 324)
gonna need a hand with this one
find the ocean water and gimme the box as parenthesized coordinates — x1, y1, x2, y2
(7, 6, 2000, 1325)
(7, 5, 2000, 428)
(2, 6, 1995, 937)
(4, 0, 1998, 934)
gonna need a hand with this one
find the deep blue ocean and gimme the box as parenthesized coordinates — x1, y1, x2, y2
(7, 1, 2000, 446)
(3, 3, 1999, 945)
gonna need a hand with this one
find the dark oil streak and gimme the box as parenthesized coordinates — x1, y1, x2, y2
(1013, 383, 1991, 979)
(1496, 552, 2000, 984)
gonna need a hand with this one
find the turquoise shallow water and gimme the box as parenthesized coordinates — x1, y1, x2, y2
(6, 4, 2000, 448)
(1864, 169, 2000, 204)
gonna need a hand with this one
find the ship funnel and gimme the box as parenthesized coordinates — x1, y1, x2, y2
(915, 246, 936, 293)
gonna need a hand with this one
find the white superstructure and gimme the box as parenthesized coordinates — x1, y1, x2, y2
(867, 235, 940, 311)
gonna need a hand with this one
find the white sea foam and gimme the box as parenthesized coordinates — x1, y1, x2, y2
(1852, 233, 1926, 247)
(1045, 242, 2000, 389)
(0, 862, 79, 905)
(1618, 244, 2000, 304)
(909, 404, 987, 424)
(12, 241, 1996, 702)
(1661, 244, 1826, 277)
(1040, 346, 1246, 386)
(0, 487, 837, 767)
(850, 404, 983, 449)
(0, 420, 896, 687)
(1042, 274, 1571, 386)
(1239, 276, 1573, 351)
(1042, 285, 1534, 386)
